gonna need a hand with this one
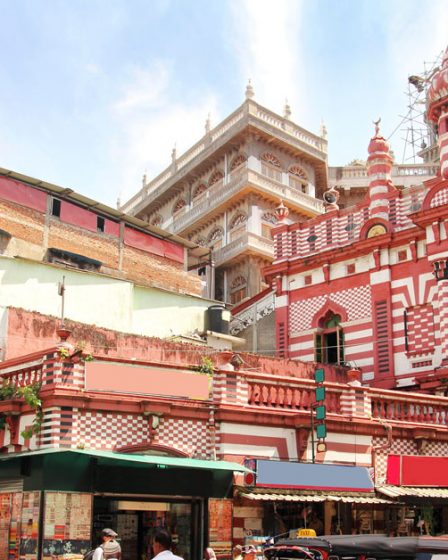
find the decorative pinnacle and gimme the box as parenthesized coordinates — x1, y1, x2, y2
(320, 120, 327, 139)
(205, 113, 211, 134)
(283, 99, 291, 119)
(245, 79, 255, 99)
(373, 117, 381, 137)
(171, 145, 177, 162)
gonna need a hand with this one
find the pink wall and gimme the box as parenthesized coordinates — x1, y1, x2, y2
(0, 177, 47, 212)
(124, 227, 184, 264)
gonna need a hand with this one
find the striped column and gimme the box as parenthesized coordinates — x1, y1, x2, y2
(433, 260, 448, 365)
(366, 124, 395, 221)
(438, 108, 448, 180)
(427, 47, 448, 179)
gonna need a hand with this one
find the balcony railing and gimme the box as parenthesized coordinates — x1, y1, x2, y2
(370, 390, 448, 426)
(213, 232, 274, 266)
(121, 99, 327, 215)
(171, 168, 324, 234)
(0, 363, 43, 388)
(247, 378, 342, 413)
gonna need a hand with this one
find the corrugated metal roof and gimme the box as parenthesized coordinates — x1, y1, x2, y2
(240, 492, 394, 504)
(377, 485, 448, 499)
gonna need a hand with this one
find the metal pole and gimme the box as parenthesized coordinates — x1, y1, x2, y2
(310, 407, 315, 463)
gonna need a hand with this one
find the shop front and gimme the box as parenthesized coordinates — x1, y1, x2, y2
(235, 460, 395, 541)
(375, 454, 448, 536)
(0, 448, 248, 560)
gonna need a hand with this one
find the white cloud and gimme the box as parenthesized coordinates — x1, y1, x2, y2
(110, 59, 219, 203)
(228, 0, 306, 119)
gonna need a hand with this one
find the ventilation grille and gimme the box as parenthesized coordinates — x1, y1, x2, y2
(375, 300, 390, 375)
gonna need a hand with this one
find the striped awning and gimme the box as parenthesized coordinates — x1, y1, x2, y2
(377, 485, 448, 500)
(240, 491, 395, 504)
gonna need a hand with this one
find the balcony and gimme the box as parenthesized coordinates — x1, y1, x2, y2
(171, 167, 324, 235)
(121, 99, 327, 216)
(213, 232, 274, 266)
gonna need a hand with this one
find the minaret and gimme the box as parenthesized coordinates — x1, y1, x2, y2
(366, 118, 396, 221)
(427, 46, 448, 179)
(427, 46, 448, 366)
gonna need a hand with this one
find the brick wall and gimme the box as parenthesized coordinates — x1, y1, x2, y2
(0, 185, 202, 296)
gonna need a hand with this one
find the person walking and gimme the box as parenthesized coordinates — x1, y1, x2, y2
(92, 529, 121, 560)
(232, 545, 243, 560)
(152, 529, 183, 560)
(204, 548, 216, 560)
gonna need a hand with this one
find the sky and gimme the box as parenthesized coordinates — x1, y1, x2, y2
(1, 0, 447, 208)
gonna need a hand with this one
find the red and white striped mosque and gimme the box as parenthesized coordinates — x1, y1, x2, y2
(0, 46, 447, 560)
(265, 46, 448, 393)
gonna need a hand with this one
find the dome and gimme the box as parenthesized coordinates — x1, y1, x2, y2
(427, 46, 448, 122)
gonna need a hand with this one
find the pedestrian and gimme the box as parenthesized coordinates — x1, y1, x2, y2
(243, 546, 257, 560)
(152, 529, 183, 560)
(92, 528, 121, 560)
(233, 545, 243, 560)
(204, 548, 216, 560)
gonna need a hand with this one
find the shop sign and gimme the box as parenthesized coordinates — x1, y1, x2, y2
(387, 455, 448, 486)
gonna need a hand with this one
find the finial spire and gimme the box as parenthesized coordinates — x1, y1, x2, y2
(373, 117, 381, 137)
(245, 79, 255, 99)
(142, 170, 147, 187)
(320, 120, 327, 139)
(283, 99, 291, 119)
(205, 113, 211, 135)
(171, 144, 177, 162)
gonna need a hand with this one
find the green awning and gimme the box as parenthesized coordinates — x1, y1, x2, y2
(0, 447, 249, 472)
(0, 448, 250, 497)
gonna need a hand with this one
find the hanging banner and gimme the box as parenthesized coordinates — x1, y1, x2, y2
(19, 492, 41, 560)
(42, 492, 93, 560)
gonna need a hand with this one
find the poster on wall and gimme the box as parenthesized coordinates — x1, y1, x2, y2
(42, 492, 93, 560)
(0, 493, 12, 560)
(10, 493, 23, 560)
(19, 491, 41, 560)
(208, 499, 232, 559)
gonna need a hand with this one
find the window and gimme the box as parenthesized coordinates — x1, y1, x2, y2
(207, 227, 224, 250)
(261, 224, 273, 239)
(289, 165, 308, 193)
(347, 263, 356, 275)
(230, 154, 247, 172)
(46, 247, 102, 272)
(261, 153, 282, 182)
(229, 212, 247, 241)
(97, 216, 105, 233)
(209, 171, 224, 186)
(193, 183, 207, 199)
(398, 250, 407, 262)
(230, 275, 247, 304)
(304, 275, 312, 286)
(51, 198, 61, 217)
(315, 313, 344, 364)
(173, 198, 186, 214)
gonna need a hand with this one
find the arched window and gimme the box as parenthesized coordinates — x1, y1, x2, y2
(315, 312, 345, 364)
(229, 212, 247, 241)
(230, 275, 247, 304)
(261, 212, 277, 238)
(209, 170, 224, 186)
(192, 183, 207, 199)
(207, 227, 224, 250)
(261, 153, 282, 182)
(230, 154, 247, 172)
(151, 214, 163, 227)
(172, 198, 186, 214)
(289, 165, 308, 193)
